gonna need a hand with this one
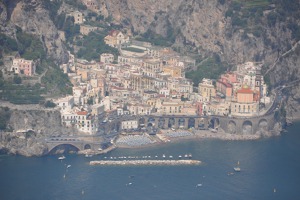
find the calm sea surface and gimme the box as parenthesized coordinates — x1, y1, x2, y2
(1, 122, 300, 200)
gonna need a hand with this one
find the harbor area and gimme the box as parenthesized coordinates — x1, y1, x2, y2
(89, 159, 201, 166)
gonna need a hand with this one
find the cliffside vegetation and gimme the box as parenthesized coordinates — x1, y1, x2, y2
(0, 107, 10, 131)
(76, 32, 119, 61)
(186, 54, 229, 86)
(0, 28, 71, 104)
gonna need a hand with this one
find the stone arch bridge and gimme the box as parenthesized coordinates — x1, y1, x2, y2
(45, 137, 102, 154)
(104, 113, 277, 135)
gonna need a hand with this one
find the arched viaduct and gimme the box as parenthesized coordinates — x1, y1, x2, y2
(103, 112, 277, 135)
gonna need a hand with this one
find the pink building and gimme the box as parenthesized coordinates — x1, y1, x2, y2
(220, 72, 237, 83)
(195, 102, 203, 116)
(11, 58, 36, 76)
(216, 80, 233, 98)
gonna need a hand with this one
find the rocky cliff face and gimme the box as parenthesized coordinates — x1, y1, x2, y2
(0, 0, 68, 63)
(0, 109, 77, 156)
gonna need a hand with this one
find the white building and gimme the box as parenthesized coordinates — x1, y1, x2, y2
(55, 96, 74, 110)
(121, 120, 138, 130)
(100, 53, 114, 64)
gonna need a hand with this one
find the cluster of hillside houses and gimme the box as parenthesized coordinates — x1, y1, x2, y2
(54, 28, 269, 134)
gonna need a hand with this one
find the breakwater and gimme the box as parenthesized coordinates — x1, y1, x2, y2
(89, 160, 201, 166)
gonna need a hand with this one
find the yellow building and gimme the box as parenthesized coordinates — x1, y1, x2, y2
(198, 79, 216, 102)
(77, 69, 89, 81)
(80, 25, 98, 35)
(104, 30, 129, 47)
(72, 11, 84, 24)
(163, 65, 182, 78)
(159, 101, 183, 115)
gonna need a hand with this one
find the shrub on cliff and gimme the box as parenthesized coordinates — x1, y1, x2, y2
(44, 100, 56, 108)
(0, 107, 11, 130)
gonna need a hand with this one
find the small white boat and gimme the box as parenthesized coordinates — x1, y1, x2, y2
(234, 161, 241, 172)
(184, 154, 188, 158)
(162, 154, 166, 158)
(178, 155, 182, 158)
(67, 165, 71, 168)
(196, 183, 202, 187)
(58, 156, 66, 160)
(63, 174, 66, 179)
(85, 154, 93, 158)
(169, 155, 173, 158)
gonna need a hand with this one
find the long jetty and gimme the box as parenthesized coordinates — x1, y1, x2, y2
(89, 160, 201, 166)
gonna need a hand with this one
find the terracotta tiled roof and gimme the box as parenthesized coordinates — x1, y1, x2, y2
(77, 111, 88, 115)
(217, 80, 232, 88)
(237, 87, 253, 94)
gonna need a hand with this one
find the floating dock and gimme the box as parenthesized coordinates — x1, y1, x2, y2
(89, 159, 201, 166)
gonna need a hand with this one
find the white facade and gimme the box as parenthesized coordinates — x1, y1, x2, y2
(100, 53, 114, 64)
(55, 96, 74, 110)
(121, 120, 138, 130)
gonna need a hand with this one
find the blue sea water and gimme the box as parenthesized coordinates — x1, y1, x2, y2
(1, 122, 300, 200)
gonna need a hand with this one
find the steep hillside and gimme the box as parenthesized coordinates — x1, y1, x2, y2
(0, 0, 68, 63)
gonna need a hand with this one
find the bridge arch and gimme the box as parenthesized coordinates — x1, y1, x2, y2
(139, 117, 146, 127)
(168, 117, 175, 128)
(147, 117, 155, 127)
(48, 144, 80, 154)
(178, 118, 186, 129)
(84, 144, 91, 150)
(228, 120, 237, 134)
(188, 118, 195, 129)
(197, 118, 206, 129)
(258, 119, 268, 131)
(209, 117, 220, 129)
(242, 120, 253, 135)
(158, 117, 165, 129)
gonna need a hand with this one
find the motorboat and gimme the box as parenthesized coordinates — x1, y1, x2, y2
(234, 161, 241, 172)
(58, 155, 66, 160)
(67, 165, 71, 168)
(85, 154, 93, 158)
(196, 183, 202, 187)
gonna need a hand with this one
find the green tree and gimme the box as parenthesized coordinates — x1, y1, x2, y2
(44, 100, 56, 108)
(13, 75, 22, 84)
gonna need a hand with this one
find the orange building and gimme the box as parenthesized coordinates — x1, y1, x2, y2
(230, 86, 259, 116)
(236, 87, 254, 103)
